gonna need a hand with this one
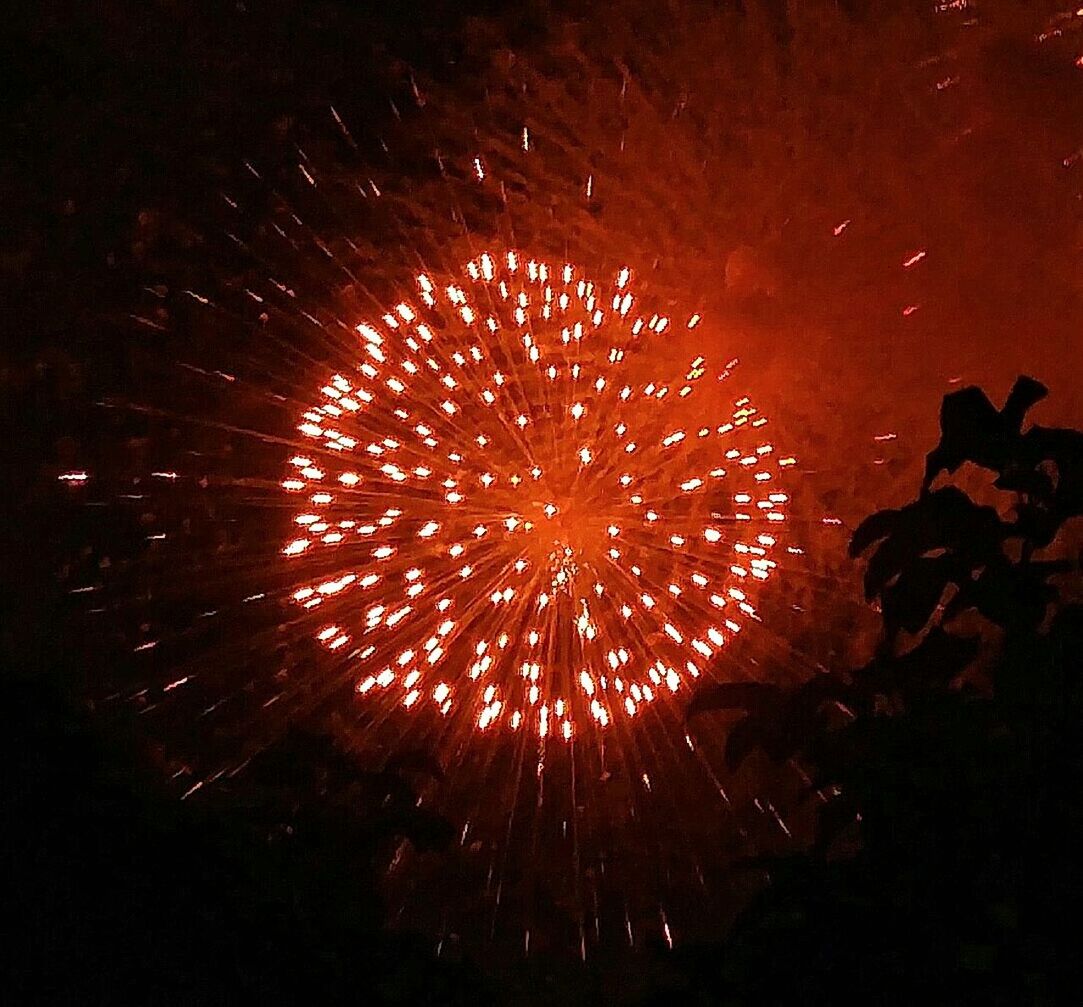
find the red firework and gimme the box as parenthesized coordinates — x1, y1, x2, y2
(282, 249, 794, 740)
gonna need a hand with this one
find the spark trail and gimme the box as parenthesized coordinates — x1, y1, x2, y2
(281, 249, 793, 744)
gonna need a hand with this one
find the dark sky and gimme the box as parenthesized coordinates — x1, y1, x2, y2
(6, 1, 1082, 485)
(5, 0, 1083, 969)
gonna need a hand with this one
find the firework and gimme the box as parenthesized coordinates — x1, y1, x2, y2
(282, 250, 793, 741)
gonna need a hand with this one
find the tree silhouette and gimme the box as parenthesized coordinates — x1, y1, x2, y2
(678, 377, 1083, 1002)
(6, 675, 484, 1003)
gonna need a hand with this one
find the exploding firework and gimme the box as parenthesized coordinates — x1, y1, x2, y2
(281, 249, 794, 742)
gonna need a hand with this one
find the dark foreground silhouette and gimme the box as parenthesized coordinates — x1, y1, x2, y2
(5, 683, 487, 1004)
(680, 376, 1083, 1003)
(7, 376, 1082, 1004)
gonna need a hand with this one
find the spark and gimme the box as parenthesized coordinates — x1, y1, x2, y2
(282, 250, 791, 740)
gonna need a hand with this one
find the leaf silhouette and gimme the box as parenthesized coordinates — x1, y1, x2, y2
(992, 467, 1053, 498)
(923, 375, 1047, 489)
(1022, 426, 1083, 519)
(686, 677, 847, 770)
(944, 558, 1061, 631)
(879, 553, 972, 638)
(813, 794, 862, 856)
(383, 748, 446, 782)
(848, 505, 903, 560)
(724, 712, 771, 771)
(1000, 375, 1049, 433)
(856, 626, 980, 695)
(366, 807, 455, 852)
(686, 681, 783, 719)
(726, 852, 816, 884)
(851, 488, 1004, 601)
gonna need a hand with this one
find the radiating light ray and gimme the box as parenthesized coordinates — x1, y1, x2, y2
(281, 250, 791, 740)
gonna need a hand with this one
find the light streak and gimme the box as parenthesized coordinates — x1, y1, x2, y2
(282, 251, 791, 739)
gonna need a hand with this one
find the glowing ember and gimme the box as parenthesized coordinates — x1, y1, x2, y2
(282, 250, 791, 739)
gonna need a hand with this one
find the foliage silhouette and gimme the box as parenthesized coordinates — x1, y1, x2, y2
(7, 676, 479, 1003)
(678, 376, 1083, 1002)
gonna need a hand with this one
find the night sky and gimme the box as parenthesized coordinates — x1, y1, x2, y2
(6, 1, 1083, 1000)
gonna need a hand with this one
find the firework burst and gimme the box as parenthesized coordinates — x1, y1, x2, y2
(282, 249, 794, 744)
